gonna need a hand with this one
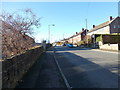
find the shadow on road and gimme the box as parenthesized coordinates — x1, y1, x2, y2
(55, 51, 119, 88)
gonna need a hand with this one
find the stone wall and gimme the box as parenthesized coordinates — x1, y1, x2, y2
(2, 46, 44, 88)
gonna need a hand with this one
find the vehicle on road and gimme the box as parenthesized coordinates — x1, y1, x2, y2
(67, 44, 74, 48)
(73, 44, 78, 47)
(62, 44, 66, 46)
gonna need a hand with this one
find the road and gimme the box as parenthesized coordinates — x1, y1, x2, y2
(54, 46, 119, 88)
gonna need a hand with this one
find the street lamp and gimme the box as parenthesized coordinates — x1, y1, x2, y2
(48, 24, 55, 43)
(92, 34, 95, 48)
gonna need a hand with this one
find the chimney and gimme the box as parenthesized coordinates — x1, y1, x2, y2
(82, 28, 84, 31)
(109, 16, 113, 21)
(93, 25, 95, 28)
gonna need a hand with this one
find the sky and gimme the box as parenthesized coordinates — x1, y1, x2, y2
(1, 2, 119, 43)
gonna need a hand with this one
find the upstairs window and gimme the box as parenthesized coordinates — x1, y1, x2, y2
(118, 25, 120, 28)
(113, 25, 120, 28)
(113, 25, 116, 28)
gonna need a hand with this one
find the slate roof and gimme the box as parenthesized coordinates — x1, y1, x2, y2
(88, 16, 119, 33)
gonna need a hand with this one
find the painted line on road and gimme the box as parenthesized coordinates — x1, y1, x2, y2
(53, 50, 72, 90)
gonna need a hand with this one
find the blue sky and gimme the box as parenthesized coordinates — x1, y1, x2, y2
(2, 2, 118, 43)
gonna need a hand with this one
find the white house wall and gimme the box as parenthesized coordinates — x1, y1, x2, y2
(87, 25, 110, 36)
(68, 38, 73, 43)
(73, 35, 81, 44)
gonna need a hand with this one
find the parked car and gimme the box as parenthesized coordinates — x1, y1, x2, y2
(62, 44, 66, 46)
(67, 44, 73, 48)
(73, 44, 78, 47)
(46, 43, 52, 49)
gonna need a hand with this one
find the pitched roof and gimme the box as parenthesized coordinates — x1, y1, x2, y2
(88, 16, 119, 33)
(62, 29, 87, 41)
(69, 31, 83, 38)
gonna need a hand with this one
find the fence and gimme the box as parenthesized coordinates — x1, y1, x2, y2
(2, 46, 44, 88)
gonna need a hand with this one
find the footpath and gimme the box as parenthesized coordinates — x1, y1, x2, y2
(15, 48, 66, 88)
(81, 47, 119, 54)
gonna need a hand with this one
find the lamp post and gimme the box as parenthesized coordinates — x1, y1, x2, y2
(92, 34, 95, 48)
(48, 24, 55, 43)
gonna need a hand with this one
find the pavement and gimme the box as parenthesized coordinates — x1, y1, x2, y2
(81, 47, 119, 54)
(54, 46, 119, 88)
(15, 49, 66, 88)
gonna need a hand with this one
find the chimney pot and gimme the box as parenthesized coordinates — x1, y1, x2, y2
(110, 16, 113, 21)
(93, 25, 95, 28)
(82, 28, 84, 31)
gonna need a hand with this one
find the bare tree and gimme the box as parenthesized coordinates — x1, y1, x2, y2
(0, 9, 41, 59)
(1, 9, 41, 35)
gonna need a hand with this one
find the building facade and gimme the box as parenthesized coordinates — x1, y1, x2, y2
(67, 29, 87, 44)
(87, 16, 120, 36)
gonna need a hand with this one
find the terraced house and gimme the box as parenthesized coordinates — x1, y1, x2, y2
(65, 28, 87, 44)
(87, 16, 120, 37)
(87, 16, 120, 51)
(59, 16, 120, 51)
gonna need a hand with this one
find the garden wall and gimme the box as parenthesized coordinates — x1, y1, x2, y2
(2, 46, 44, 88)
(99, 44, 119, 51)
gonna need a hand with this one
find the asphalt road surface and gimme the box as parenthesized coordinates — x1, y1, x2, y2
(54, 46, 119, 88)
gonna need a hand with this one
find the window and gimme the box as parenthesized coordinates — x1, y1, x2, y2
(113, 25, 116, 28)
(118, 25, 120, 28)
(113, 25, 120, 28)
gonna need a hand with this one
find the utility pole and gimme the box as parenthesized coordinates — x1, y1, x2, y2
(48, 25, 50, 43)
(48, 24, 55, 43)
(85, 18, 88, 45)
(118, 1, 120, 35)
(51, 34, 53, 43)
(85, 19, 87, 30)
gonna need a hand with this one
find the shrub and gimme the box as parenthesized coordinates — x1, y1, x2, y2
(77, 41, 85, 46)
(96, 35, 102, 42)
